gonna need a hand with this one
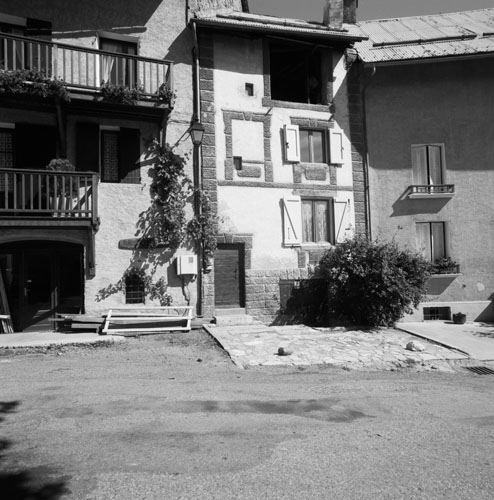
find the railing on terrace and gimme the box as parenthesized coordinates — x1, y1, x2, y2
(0, 168, 98, 226)
(408, 184, 455, 195)
(0, 33, 173, 97)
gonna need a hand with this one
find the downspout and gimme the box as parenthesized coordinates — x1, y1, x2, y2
(360, 63, 376, 240)
(192, 20, 203, 317)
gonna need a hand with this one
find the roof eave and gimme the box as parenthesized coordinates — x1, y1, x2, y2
(360, 50, 494, 67)
(191, 17, 367, 43)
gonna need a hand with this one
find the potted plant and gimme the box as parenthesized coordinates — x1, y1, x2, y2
(45, 158, 77, 214)
(452, 312, 467, 324)
(433, 257, 459, 274)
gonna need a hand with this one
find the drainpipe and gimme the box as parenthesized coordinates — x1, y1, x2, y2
(192, 20, 203, 317)
(360, 63, 376, 240)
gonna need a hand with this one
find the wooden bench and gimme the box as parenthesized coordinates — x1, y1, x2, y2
(101, 306, 193, 335)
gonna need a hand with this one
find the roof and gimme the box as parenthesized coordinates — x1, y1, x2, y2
(192, 11, 367, 43)
(356, 8, 494, 64)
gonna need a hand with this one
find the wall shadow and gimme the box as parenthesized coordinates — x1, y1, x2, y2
(391, 188, 451, 217)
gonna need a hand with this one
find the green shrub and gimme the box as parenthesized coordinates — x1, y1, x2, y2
(295, 237, 432, 327)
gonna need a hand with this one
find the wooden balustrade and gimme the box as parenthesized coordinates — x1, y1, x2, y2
(0, 168, 98, 224)
(0, 33, 173, 97)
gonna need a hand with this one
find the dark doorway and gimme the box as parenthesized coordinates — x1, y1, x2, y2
(0, 242, 83, 332)
(214, 243, 245, 308)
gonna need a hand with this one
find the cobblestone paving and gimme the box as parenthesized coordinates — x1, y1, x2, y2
(205, 324, 467, 371)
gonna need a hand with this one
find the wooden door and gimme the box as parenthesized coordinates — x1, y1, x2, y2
(214, 244, 245, 308)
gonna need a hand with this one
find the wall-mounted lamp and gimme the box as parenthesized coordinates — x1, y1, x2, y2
(190, 120, 205, 147)
(344, 47, 358, 69)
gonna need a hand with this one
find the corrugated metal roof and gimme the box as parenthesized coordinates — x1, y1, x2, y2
(357, 8, 494, 64)
(192, 11, 366, 42)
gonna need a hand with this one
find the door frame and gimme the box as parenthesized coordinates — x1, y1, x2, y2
(214, 242, 246, 308)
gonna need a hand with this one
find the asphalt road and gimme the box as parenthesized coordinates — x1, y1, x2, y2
(1, 330, 494, 500)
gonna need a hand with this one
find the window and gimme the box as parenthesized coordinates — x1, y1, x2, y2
(99, 33, 138, 87)
(300, 129, 327, 163)
(125, 273, 145, 304)
(76, 123, 141, 183)
(412, 145, 444, 185)
(269, 40, 324, 104)
(0, 127, 14, 194)
(416, 222, 446, 262)
(302, 199, 335, 244)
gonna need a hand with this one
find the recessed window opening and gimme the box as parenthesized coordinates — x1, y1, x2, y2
(245, 83, 254, 96)
(302, 198, 335, 244)
(412, 145, 444, 185)
(233, 156, 243, 170)
(125, 273, 145, 304)
(300, 129, 327, 163)
(270, 40, 322, 104)
(423, 306, 451, 321)
(416, 222, 446, 263)
(99, 34, 138, 87)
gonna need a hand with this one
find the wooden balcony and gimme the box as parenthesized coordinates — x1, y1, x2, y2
(0, 32, 173, 99)
(408, 184, 455, 199)
(0, 168, 98, 228)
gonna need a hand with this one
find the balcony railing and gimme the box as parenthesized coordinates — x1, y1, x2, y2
(408, 184, 455, 198)
(0, 33, 173, 98)
(0, 168, 98, 226)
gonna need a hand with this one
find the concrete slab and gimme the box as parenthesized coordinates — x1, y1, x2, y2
(397, 322, 494, 361)
(0, 331, 125, 349)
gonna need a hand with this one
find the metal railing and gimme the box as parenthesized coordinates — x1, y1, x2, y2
(0, 33, 173, 97)
(409, 184, 455, 195)
(0, 168, 98, 225)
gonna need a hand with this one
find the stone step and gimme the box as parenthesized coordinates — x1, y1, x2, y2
(214, 314, 255, 326)
(214, 308, 247, 316)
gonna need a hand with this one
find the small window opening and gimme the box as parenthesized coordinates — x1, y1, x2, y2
(423, 306, 451, 321)
(233, 156, 243, 171)
(125, 273, 145, 304)
(245, 83, 254, 96)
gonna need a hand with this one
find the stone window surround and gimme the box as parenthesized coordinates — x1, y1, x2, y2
(290, 117, 337, 185)
(223, 110, 273, 182)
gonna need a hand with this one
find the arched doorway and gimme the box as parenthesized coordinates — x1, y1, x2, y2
(0, 242, 84, 332)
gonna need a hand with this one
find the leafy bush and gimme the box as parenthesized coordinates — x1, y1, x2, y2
(292, 237, 432, 327)
(0, 69, 69, 101)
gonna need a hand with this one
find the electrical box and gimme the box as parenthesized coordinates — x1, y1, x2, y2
(176, 255, 197, 275)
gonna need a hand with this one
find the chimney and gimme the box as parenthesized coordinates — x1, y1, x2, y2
(323, 0, 357, 27)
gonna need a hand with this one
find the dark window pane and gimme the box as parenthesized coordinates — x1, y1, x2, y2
(302, 200, 313, 242)
(300, 129, 310, 163)
(101, 131, 119, 183)
(312, 131, 325, 163)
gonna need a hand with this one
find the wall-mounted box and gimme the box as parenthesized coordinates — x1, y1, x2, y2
(176, 255, 198, 275)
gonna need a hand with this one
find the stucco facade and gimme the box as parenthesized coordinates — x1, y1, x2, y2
(364, 58, 494, 321)
(0, 0, 200, 330)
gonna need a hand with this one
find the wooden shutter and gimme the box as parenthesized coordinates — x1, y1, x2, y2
(119, 128, 141, 184)
(329, 129, 344, 164)
(284, 125, 300, 163)
(283, 195, 302, 246)
(76, 123, 99, 173)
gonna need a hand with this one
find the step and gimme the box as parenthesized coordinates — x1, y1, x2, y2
(213, 314, 255, 326)
(214, 308, 247, 317)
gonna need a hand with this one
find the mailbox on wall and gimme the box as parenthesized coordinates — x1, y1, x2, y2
(176, 255, 198, 275)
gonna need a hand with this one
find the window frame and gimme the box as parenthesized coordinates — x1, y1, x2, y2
(301, 197, 335, 245)
(416, 221, 447, 263)
(411, 143, 446, 186)
(125, 273, 145, 305)
(299, 128, 328, 164)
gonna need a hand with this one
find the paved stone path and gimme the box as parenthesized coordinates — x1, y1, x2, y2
(204, 324, 467, 370)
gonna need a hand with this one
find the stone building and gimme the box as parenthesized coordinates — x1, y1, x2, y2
(192, 0, 367, 323)
(356, 8, 494, 322)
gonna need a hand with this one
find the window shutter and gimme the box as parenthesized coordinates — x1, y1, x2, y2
(329, 129, 344, 164)
(76, 123, 100, 173)
(119, 128, 141, 184)
(284, 125, 300, 163)
(283, 195, 302, 246)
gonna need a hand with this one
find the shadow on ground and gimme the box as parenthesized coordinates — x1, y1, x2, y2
(0, 401, 70, 500)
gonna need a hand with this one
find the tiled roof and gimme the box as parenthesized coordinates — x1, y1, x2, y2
(356, 8, 494, 63)
(192, 11, 366, 42)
